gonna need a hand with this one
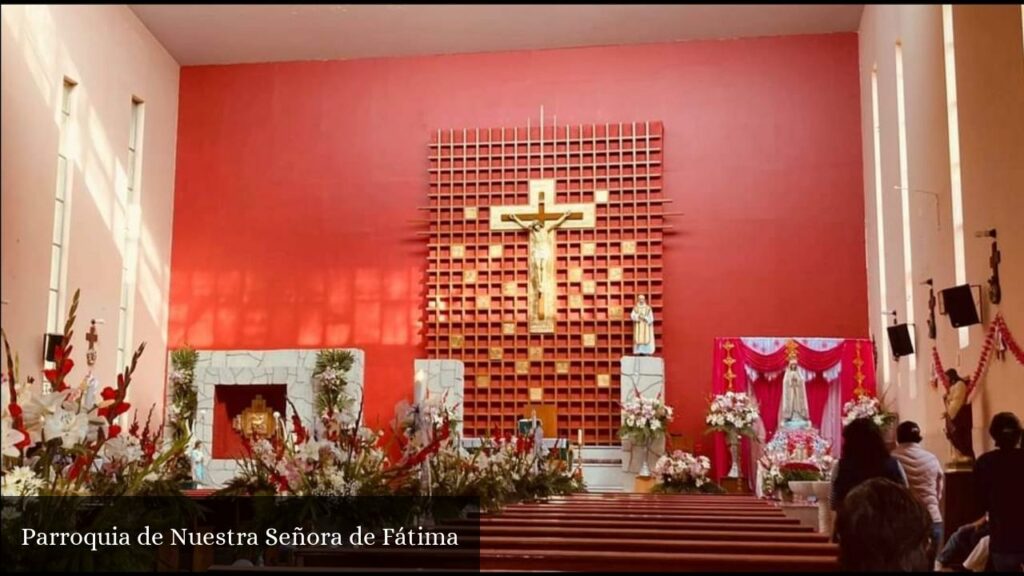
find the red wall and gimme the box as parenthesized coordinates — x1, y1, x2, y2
(169, 34, 868, 443)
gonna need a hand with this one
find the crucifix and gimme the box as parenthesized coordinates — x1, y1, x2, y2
(490, 179, 596, 333)
(86, 320, 99, 368)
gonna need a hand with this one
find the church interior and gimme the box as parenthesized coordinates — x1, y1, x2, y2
(2, 4, 1022, 572)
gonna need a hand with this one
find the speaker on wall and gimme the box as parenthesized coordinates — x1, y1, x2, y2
(941, 284, 980, 328)
(887, 324, 915, 358)
(42, 333, 64, 363)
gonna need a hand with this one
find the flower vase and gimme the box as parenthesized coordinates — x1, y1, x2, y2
(637, 439, 652, 478)
(726, 432, 741, 479)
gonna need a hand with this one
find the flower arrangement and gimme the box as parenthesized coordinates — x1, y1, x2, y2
(168, 346, 198, 482)
(650, 450, 724, 494)
(618, 391, 674, 446)
(704, 390, 760, 439)
(312, 349, 355, 419)
(841, 393, 896, 428)
(1, 290, 188, 497)
(758, 428, 835, 499)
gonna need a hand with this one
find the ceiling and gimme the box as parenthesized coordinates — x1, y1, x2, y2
(129, 4, 864, 66)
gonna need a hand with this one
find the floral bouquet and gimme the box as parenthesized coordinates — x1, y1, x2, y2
(313, 349, 355, 420)
(2, 290, 188, 497)
(842, 393, 896, 428)
(704, 390, 760, 439)
(651, 450, 724, 494)
(618, 390, 674, 446)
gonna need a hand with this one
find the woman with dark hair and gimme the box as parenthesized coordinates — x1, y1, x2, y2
(974, 412, 1024, 572)
(830, 418, 907, 514)
(835, 478, 933, 571)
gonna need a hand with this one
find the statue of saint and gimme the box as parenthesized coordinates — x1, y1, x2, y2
(630, 295, 655, 356)
(509, 211, 573, 323)
(530, 410, 545, 471)
(943, 369, 975, 466)
(779, 358, 811, 429)
(188, 440, 207, 488)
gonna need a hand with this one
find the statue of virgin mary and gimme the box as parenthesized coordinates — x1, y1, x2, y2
(778, 358, 811, 429)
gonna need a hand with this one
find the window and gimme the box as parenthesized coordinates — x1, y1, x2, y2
(943, 4, 969, 349)
(871, 67, 891, 386)
(895, 42, 918, 381)
(47, 79, 76, 339)
(116, 97, 145, 370)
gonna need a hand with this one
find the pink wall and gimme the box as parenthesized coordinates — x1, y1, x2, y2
(859, 5, 1024, 455)
(169, 34, 868, 440)
(1, 5, 179, 416)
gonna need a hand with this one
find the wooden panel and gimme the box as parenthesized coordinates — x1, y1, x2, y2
(424, 121, 665, 443)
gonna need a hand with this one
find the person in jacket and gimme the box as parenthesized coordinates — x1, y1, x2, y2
(974, 412, 1024, 572)
(892, 420, 945, 559)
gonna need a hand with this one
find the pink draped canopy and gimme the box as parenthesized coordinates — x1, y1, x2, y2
(707, 337, 877, 485)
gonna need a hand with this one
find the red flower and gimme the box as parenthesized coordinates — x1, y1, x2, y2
(291, 413, 308, 444)
(108, 424, 122, 438)
(68, 454, 92, 481)
(97, 387, 130, 420)
(8, 402, 22, 419)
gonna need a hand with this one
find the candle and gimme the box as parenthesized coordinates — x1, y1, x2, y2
(577, 428, 584, 446)
(414, 370, 426, 404)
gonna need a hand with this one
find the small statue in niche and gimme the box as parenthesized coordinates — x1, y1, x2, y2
(630, 295, 655, 356)
(188, 440, 207, 488)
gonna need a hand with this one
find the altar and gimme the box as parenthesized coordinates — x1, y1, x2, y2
(709, 337, 877, 488)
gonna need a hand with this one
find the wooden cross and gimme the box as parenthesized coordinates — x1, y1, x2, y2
(490, 180, 596, 333)
(86, 320, 99, 367)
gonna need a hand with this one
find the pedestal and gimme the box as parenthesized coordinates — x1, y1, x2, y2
(942, 469, 983, 543)
(413, 359, 465, 436)
(634, 476, 657, 493)
(720, 477, 751, 494)
(620, 356, 666, 492)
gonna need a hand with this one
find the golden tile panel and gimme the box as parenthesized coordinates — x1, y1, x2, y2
(476, 375, 490, 388)
(583, 333, 597, 347)
(529, 388, 544, 402)
(609, 306, 624, 320)
(449, 335, 463, 348)
(451, 245, 465, 258)
(462, 270, 477, 283)
(476, 295, 490, 310)
(569, 294, 584, 309)
(515, 360, 530, 375)
(502, 322, 516, 335)
(489, 244, 504, 258)
(489, 347, 503, 361)
(609, 267, 623, 281)
(597, 374, 611, 388)
(556, 361, 571, 374)
(568, 267, 584, 282)
(503, 281, 518, 296)
(621, 240, 636, 255)
(595, 189, 609, 203)
(582, 242, 596, 256)
(582, 280, 596, 295)
(528, 346, 543, 360)
(464, 206, 478, 220)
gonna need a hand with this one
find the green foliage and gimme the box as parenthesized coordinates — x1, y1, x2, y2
(169, 346, 198, 482)
(313, 349, 355, 417)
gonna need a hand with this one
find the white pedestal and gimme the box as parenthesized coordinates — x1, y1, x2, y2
(620, 356, 666, 491)
(413, 359, 465, 436)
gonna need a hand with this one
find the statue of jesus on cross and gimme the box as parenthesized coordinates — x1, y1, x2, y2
(489, 179, 596, 333)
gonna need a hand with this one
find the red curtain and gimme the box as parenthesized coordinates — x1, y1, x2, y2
(708, 337, 876, 482)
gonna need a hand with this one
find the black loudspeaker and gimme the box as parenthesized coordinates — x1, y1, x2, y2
(43, 333, 63, 363)
(887, 324, 915, 358)
(941, 284, 980, 328)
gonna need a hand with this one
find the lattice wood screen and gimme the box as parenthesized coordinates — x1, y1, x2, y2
(423, 121, 665, 444)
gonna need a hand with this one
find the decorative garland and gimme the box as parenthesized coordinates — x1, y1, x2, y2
(930, 312, 1023, 392)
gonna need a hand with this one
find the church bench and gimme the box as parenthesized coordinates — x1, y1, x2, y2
(285, 547, 837, 572)
(468, 516, 811, 528)
(504, 503, 787, 513)
(451, 525, 830, 542)
(488, 510, 793, 521)
(471, 535, 838, 556)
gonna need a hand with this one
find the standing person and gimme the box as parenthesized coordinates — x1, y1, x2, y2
(892, 421, 945, 559)
(974, 412, 1024, 572)
(831, 418, 907, 515)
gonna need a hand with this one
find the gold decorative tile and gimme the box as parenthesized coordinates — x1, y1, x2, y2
(568, 267, 584, 282)
(621, 240, 636, 255)
(489, 244, 504, 258)
(516, 360, 530, 375)
(595, 189, 609, 203)
(476, 375, 490, 388)
(609, 267, 623, 281)
(489, 347, 504, 361)
(449, 335, 464, 348)
(529, 388, 544, 402)
(464, 206, 478, 219)
(502, 322, 516, 335)
(582, 280, 596, 295)
(609, 306, 624, 320)
(597, 374, 611, 388)
(528, 346, 544, 360)
(569, 294, 584, 308)
(476, 295, 490, 310)
(583, 333, 597, 347)
(451, 245, 465, 258)
(463, 270, 477, 283)
(556, 361, 570, 374)
(503, 281, 518, 296)
(582, 242, 596, 256)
